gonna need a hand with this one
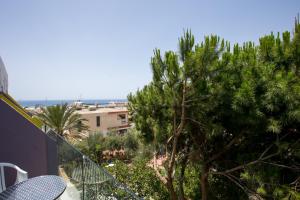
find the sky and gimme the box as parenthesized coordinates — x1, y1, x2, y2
(0, 0, 299, 100)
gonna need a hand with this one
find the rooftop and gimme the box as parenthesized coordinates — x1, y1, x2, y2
(76, 107, 128, 115)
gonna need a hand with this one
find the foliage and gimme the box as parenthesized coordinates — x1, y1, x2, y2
(106, 159, 169, 200)
(36, 103, 88, 136)
(76, 130, 170, 199)
(128, 19, 300, 199)
(123, 130, 139, 151)
(132, 143, 154, 162)
(105, 133, 125, 150)
(76, 133, 105, 163)
(77, 129, 141, 163)
(173, 163, 201, 199)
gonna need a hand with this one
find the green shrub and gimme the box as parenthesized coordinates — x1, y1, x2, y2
(106, 160, 169, 200)
(124, 131, 139, 151)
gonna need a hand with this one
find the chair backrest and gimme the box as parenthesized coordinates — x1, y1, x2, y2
(0, 163, 28, 193)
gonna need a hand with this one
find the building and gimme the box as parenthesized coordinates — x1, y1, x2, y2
(76, 106, 130, 135)
(0, 57, 8, 93)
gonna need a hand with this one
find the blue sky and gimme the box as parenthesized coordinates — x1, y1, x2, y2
(0, 0, 299, 100)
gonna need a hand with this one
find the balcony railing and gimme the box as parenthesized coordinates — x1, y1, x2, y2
(48, 130, 141, 200)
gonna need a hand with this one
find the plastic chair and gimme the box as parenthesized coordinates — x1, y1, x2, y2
(0, 163, 28, 192)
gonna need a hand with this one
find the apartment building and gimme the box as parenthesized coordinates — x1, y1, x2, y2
(76, 106, 130, 135)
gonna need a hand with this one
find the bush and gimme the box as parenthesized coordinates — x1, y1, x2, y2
(132, 143, 154, 162)
(104, 134, 124, 150)
(76, 133, 105, 163)
(77, 129, 144, 162)
(124, 131, 139, 151)
(105, 159, 169, 200)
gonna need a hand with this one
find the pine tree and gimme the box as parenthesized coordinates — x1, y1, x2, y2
(128, 19, 300, 199)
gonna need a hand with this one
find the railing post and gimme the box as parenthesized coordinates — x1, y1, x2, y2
(82, 155, 85, 200)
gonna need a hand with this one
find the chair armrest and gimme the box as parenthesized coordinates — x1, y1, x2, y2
(0, 163, 27, 173)
(0, 163, 28, 184)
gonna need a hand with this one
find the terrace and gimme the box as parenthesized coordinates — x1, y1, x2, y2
(0, 58, 141, 200)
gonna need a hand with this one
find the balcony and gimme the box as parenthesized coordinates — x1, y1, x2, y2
(121, 119, 127, 125)
(47, 131, 141, 200)
(0, 95, 140, 199)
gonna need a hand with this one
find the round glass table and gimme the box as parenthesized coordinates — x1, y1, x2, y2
(0, 175, 66, 200)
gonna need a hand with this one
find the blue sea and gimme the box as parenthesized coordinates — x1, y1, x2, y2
(18, 99, 127, 107)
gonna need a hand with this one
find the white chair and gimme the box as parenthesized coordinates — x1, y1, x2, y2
(0, 163, 28, 192)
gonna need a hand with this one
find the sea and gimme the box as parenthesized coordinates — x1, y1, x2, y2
(18, 99, 127, 108)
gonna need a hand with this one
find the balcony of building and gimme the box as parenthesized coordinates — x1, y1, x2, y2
(0, 88, 140, 200)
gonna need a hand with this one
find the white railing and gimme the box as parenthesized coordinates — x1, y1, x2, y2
(0, 57, 8, 94)
(121, 119, 127, 125)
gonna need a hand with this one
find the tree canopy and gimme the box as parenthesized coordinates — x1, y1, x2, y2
(128, 18, 300, 199)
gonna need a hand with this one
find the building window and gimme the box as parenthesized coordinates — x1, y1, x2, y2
(117, 114, 126, 124)
(96, 116, 100, 127)
(77, 121, 82, 132)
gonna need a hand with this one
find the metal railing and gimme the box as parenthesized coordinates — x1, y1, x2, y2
(48, 131, 141, 200)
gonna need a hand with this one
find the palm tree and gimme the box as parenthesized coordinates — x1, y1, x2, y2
(36, 103, 88, 136)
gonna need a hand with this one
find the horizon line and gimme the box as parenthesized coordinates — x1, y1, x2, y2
(17, 98, 128, 101)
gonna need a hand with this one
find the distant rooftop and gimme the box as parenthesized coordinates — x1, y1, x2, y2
(76, 107, 128, 114)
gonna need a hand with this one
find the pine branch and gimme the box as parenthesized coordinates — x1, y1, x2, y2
(260, 161, 300, 171)
(206, 135, 240, 164)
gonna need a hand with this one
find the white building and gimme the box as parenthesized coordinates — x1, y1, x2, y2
(0, 57, 8, 94)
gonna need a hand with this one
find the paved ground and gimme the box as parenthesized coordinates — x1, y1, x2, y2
(59, 181, 81, 200)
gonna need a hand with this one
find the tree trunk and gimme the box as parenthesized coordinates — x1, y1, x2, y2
(178, 156, 188, 200)
(167, 177, 178, 200)
(167, 135, 179, 200)
(200, 164, 209, 200)
(166, 80, 187, 200)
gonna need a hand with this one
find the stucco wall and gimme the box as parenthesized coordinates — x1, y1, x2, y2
(81, 112, 128, 135)
(0, 57, 8, 93)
